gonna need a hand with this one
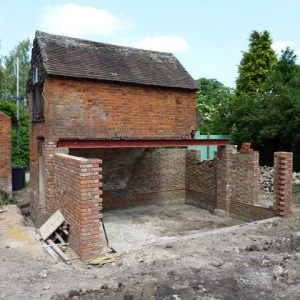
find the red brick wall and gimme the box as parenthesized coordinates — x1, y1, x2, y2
(229, 201, 275, 221)
(53, 153, 102, 260)
(30, 77, 196, 225)
(0, 112, 11, 194)
(69, 148, 186, 210)
(230, 151, 259, 206)
(274, 152, 293, 217)
(186, 145, 276, 221)
(46, 77, 196, 140)
(216, 146, 235, 212)
(185, 150, 217, 211)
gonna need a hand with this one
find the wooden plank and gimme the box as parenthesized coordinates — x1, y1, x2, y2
(89, 255, 117, 266)
(46, 239, 71, 264)
(42, 241, 59, 260)
(38, 210, 65, 240)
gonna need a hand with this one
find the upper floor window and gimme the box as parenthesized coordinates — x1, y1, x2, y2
(32, 83, 44, 122)
(32, 67, 44, 122)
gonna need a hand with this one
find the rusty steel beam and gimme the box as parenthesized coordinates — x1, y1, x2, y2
(57, 139, 230, 148)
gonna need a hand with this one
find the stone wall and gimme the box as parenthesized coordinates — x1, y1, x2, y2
(53, 153, 102, 260)
(69, 148, 186, 210)
(0, 112, 11, 194)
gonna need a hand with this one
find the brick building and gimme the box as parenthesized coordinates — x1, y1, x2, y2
(28, 32, 292, 260)
(28, 31, 205, 259)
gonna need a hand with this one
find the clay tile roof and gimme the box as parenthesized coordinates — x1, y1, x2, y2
(34, 31, 198, 90)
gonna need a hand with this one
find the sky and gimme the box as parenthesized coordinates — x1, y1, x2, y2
(0, 0, 299, 87)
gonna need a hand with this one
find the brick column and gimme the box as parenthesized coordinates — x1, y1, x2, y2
(216, 145, 235, 214)
(274, 152, 293, 217)
(0, 112, 12, 194)
(238, 143, 259, 205)
(54, 153, 103, 260)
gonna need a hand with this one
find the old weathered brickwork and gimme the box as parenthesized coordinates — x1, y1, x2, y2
(0, 112, 12, 194)
(69, 148, 186, 210)
(53, 153, 102, 260)
(274, 152, 293, 217)
(185, 150, 217, 211)
(46, 77, 196, 140)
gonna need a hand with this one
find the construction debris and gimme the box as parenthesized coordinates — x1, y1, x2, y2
(36, 210, 71, 263)
(38, 210, 65, 240)
(88, 255, 117, 266)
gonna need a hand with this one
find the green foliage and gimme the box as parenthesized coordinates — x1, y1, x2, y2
(196, 78, 234, 133)
(0, 38, 31, 170)
(198, 31, 300, 170)
(0, 186, 14, 205)
(229, 47, 300, 168)
(0, 38, 31, 102)
(0, 100, 29, 169)
(236, 31, 277, 96)
(292, 183, 300, 194)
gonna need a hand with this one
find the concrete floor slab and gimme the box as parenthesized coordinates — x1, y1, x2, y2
(103, 201, 242, 252)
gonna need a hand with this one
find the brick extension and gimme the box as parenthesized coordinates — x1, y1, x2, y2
(69, 148, 186, 210)
(0, 112, 12, 194)
(53, 153, 102, 260)
(274, 152, 293, 217)
(186, 145, 293, 221)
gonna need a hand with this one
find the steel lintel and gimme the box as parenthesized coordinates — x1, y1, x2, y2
(57, 139, 230, 149)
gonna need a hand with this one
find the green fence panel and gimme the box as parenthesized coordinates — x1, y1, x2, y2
(188, 133, 230, 160)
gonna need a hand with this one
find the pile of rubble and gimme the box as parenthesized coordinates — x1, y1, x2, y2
(293, 172, 300, 186)
(259, 166, 274, 195)
(260, 166, 300, 196)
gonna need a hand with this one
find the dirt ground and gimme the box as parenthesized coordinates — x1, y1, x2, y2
(1, 195, 300, 300)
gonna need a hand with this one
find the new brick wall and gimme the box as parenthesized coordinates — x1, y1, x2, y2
(274, 152, 293, 217)
(0, 112, 12, 194)
(230, 151, 259, 205)
(69, 148, 186, 210)
(185, 150, 217, 211)
(219, 146, 275, 221)
(53, 153, 102, 260)
(185, 145, 277, 221)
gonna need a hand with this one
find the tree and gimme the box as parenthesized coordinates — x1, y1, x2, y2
(0, 38, 31, 102)
(230, 47, 300, 169)
(0, 39, 31, 169)
(196, 78, 234, 133)
(236, 31, 277, 96)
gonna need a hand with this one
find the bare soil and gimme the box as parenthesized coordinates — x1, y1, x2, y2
(1, 195, 300, 300)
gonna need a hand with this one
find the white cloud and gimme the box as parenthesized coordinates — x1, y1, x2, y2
(135, 36, 190, 53)
(296, 49, 300, 57)
(40, 3, 123, 38)
(272, 41, 292, 54)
